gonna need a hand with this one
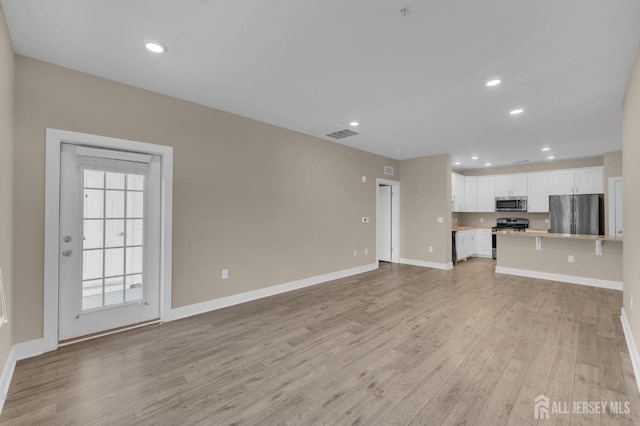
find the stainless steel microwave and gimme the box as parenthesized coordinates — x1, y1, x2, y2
(495, 196, 527, 212)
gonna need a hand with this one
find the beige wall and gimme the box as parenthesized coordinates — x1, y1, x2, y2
(455, 212, 550, 230)
(399, 155, 452, 265)
(0, 5, 14, 374)
(497, 235, 622, 283)
(603, 151, 623, 235)
(623, 46, 640, 356)
(458, 157, 603, 176)
(13, 56, 399, 343)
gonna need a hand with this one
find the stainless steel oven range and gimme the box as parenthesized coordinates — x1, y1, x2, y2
(491, 217, 529, 259)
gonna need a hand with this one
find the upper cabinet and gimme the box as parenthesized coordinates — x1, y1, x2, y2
(477, 176, 495, 212)
(464, 176, 478, 212)
(452, 173, 465, 212)
(495, 173, 527, 197)
(574, 167, 604, 194)
(549, 166, 603, 195)
(452, 166, 603, 213)
(527, 172, 550, 212)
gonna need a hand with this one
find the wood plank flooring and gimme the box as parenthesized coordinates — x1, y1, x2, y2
(2, 259, 639, 425)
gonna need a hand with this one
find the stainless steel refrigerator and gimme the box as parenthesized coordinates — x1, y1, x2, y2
(549, 194, 604, 235)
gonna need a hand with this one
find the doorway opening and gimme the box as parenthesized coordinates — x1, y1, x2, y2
(376, 178, 400, 264)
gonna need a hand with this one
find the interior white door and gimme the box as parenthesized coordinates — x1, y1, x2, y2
(377, 185, 392, 262)
(58, 143, 161, 341)
(614, 179, 623, 236)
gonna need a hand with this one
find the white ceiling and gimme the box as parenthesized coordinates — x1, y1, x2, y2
(3, 0, 640, 169)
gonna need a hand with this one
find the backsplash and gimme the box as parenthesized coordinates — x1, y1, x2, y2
(451, 212, 550, 230)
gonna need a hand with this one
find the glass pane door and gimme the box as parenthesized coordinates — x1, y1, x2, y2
(81, 169, 145, 311)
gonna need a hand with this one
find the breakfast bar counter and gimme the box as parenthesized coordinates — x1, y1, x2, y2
(494, 231, 623, 290)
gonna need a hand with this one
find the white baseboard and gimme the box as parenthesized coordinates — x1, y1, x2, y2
(621, 308, 640, 392)
(170, 263, 379, 321)
(495, 266, 623, 291)
(0, 345, 15, 414)
(399, 258, 453, 271)
(0, 338, 44, 414)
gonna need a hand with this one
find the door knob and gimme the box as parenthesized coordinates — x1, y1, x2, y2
(62, 249, 72, 257)
(63, 235, 72, 243)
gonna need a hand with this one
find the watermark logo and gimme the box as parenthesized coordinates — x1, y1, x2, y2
(534, 394, 550, 419)
(533, 394, 631, 419)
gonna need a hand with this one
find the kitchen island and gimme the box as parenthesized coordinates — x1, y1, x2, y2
(494, 230, 623, 290)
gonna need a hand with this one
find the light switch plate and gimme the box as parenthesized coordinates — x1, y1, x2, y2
(437, 217, 444, 223)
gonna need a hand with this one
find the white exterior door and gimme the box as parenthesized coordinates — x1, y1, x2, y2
(58, 143, 161, 341)
(377, 185, 392, 262)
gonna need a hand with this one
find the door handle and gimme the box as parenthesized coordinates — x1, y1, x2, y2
(62, 249, 72, 257)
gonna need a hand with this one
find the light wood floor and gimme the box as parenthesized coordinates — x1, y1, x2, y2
(2, 259, 640, 425)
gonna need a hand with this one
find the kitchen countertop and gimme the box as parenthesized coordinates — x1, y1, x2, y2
(451, 225, 493, 231)
(494, 230, 623, 242)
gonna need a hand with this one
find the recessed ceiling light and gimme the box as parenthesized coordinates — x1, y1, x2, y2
(547, 156, 555, 160)
(510, 108, 524, 115)
(472, 156, 479, 160)
(145, 42, 167, 54)
(485, 163, 492, 166)
(394, 149, 401, 154)
(454, 162, 461, 165)
(541, 147, 551, 151)
(486, 79, 501, 87)
(350, 121, 359, 127)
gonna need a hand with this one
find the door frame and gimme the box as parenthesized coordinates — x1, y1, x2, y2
(375, 178, 400, 263)
(43, 128, 173, 352)
(608, 176, 623, 237)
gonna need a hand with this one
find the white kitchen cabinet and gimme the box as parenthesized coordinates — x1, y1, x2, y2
(451, 173, 465, 212)
(464, 176, 478, 212)
(549, 169, 576, 195)
(454, 230, 475, 261)
(549, 167, 603, 195)
(574, 167, 604, 194)
(476, 229, 492, 257)
(527, 172, 550, 212)
(495, 174, 527, 197)
(477, 176, 495, 212)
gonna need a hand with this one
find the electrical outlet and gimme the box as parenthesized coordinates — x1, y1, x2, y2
(362, 176, 367, 183)
(428, 246, 433, 253)
(364, 248, 368, 255)
(354, 250, 357, 256)
(437, 217, 444, 223)
(480, 218, 484, 223)
(545, 218, 549, 224)
(567, 255, 574, 263)
(221, 269, 229, 279)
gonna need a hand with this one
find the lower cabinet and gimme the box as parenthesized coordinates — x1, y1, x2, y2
(475, 229, 492, 258)
(454, 228, 493, 262)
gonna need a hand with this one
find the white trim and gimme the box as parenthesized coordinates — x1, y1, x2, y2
(608, 176, 623, 237)
(495, 266, 623, 290)
(620, 307, 640, 392)
(58, 321, 161, 347)
(0, 346, 15, 413)
(0, 339, 44, 413)
(376, 178, 400, 263)
(399, 258, 454, 270)
(44, 129, 173, 352)
(14, 339, 44, 361)
(170, 263, 378, 321)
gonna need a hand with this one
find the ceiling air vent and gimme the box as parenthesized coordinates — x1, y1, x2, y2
(306, 123, 359, 140)
(384, 166, 395, 176)
(326, 129, 359, 139)
(513, 160, 530, 164)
